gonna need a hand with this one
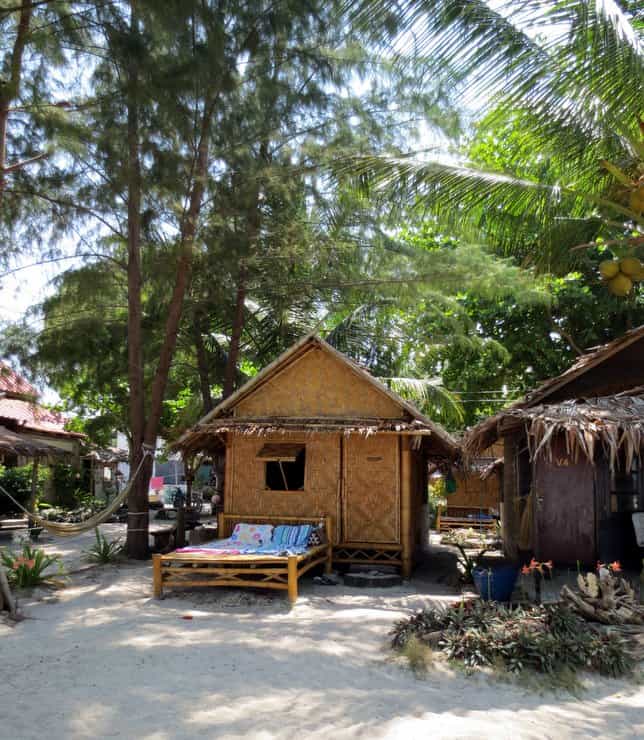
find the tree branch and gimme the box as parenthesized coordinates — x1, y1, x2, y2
(1, 151, 47, 173)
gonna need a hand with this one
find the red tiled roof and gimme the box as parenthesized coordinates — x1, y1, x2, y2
(0, 361, 37, 398)
(0, 398, 83, 438)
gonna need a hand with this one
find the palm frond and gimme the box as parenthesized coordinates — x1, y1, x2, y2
(339, 152, 642, 265)
(384, 375, 464, 426)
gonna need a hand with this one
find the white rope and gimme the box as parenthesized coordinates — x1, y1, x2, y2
(0, 448, 154, 538)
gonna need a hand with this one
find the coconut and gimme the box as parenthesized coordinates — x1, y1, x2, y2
(629, 187, 644, 214)
(599, 260, 620, 279)
(608, 273, 633, 296)
(631, 266, 644, 283)
(618, 257, 642, 276)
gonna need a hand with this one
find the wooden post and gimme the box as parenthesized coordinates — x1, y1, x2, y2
(401, 438, 412, 579)
(325, 542, 333, 574)
(324, 514, 333, 573)
(287, 556, 298, 603)
(503, 436, 519, 560)
(152, 554, 163, 598)
(176, 502, 186, 548)
(185, 455, 193, 508)
(27, 456, 40, 537)
(217, 509, 225, 538)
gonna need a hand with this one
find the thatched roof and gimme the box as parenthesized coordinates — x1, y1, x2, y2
(469, 390, 644, 470)
(465, 324, 644, 456)
(175, 334, 459, 459)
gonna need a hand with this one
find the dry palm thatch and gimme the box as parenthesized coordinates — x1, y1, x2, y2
(175, 417, 440, 457)
(477, 390, 644, 471)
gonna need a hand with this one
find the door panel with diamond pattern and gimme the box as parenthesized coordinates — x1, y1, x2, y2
(343, 435, 400, 543)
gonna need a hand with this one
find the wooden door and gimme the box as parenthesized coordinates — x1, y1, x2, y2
(534, 453, 596, 564)
(343, 435, 400, 544)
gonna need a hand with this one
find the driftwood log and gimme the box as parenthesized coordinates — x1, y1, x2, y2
(561, 572, 644, 626)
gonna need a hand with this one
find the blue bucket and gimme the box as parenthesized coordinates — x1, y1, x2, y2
(472, 564, 519, 602)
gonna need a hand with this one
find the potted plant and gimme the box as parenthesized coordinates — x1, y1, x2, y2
(442, 528, 506, 590)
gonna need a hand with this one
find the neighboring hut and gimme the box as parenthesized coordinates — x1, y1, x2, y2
(466, 326, 644, 566)
(449, 443, 503, 510)
(82, 446, 129, 500)
(0, 361, 83, 465)
(435, 444, 503, 533)
(175, 334, 459, 577)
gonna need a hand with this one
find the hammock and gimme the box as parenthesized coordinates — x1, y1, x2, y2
(0, 448, 153, 537)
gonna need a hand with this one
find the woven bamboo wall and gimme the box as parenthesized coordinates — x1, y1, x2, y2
(234, 347, 404, 419)
(226, 432, 342, 542)
(342, 434, 400, 544)
(449, 472, 500, 510)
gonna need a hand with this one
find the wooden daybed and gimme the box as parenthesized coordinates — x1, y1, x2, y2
(436, 506, 497, 534)
(152, 514, 333, 603)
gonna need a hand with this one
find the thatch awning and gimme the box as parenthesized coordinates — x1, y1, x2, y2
(0, 426, 69, 458)
(469, 391, 644, 470)
(174, 417, 448, 456)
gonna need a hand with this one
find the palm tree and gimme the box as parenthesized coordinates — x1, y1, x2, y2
(345, 1, 643, 274)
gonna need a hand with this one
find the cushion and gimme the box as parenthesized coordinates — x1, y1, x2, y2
(229, 523, 274, 546)
(272, 524, 314, 549)
(307, 526, 327, 547)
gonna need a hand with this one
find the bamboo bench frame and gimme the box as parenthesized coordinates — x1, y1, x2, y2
(436, 506, 497, 534)
(152, 514, 332, 603)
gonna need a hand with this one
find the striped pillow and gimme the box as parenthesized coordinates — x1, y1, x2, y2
(272, 524, 314, 548)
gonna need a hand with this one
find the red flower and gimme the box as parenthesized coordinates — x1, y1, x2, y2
(609, 561, 622, 573)
(521, 565, 531, 576)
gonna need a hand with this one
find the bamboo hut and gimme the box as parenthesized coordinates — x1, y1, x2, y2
(465, 325, 644, 566)
(175, 334, 459, 577)
(434, 445, 503, 533)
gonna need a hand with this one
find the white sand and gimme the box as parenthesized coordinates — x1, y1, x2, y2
(1, 529, 643, 739)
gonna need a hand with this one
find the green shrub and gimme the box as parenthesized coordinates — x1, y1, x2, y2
(50, 463, 90, 509)
(391, 601, 634, 679)
(0, 464, 46, 516)
(0, 543, 66, 588)
(84, 528, 123, 564)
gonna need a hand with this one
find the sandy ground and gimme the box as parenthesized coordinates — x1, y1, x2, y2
(1, 527, 643, 740)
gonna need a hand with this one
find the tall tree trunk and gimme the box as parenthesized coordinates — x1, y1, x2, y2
(125, 0, 150, 559)
(194, 324, 214, 414)
(223, 262, 247, 399)
(143, 93, 217, 444)
(222, 195, 262, 398)
(124, 92, 218, 556)
(0, 1, 33, 202)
